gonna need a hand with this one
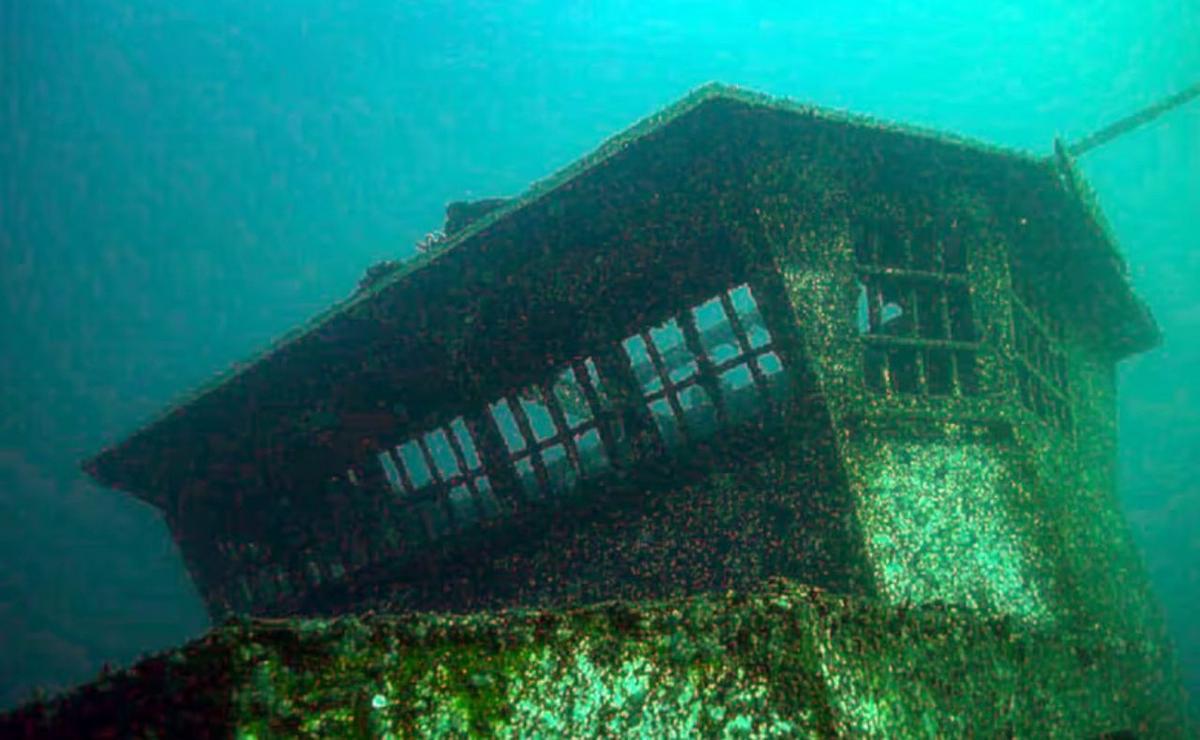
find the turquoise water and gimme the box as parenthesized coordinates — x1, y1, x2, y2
(2, 0, 1197, 715)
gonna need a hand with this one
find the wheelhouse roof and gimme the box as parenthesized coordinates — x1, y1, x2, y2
(82, 82, 1159, 505)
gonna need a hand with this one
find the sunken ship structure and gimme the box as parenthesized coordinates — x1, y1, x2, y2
(8, 83, 1192, 736)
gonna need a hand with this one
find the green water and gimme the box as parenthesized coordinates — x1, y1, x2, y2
(1, 0, 1197, 719)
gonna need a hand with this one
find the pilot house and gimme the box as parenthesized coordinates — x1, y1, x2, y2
(83, 84, 1160, 635)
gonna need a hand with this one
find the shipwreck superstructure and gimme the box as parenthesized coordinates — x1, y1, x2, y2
(83, 84, 1162, 629)
(13, 80, 1182, 737)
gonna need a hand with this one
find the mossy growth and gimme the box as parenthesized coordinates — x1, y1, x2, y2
(4, 577, 1185, 737)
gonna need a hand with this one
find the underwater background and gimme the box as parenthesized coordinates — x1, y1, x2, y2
(2, 0, 1197, 716)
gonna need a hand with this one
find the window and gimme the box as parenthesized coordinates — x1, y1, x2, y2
(489, 358, 612, 502)
(376, 415, 500, 539)
(854, 217, 980, 397)
(625, 283, 788, 449)
(1010, 271, 1072, 435)
(693, 286, 788, 424)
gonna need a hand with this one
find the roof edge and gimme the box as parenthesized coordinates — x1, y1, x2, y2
(1050, 140, 1162, 358)
(81, 82, 1054, 489)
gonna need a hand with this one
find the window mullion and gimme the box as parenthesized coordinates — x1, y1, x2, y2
(442, 425, 480, 503)
(540, 380, 582, 473)
(415, 439, 442, 489)
(719, 291, 769, 396)
(381, 447, 413, 496)
(442, 427, 472, 477)
(507, 396, 552, 494)
(574, 361, 620, 466)
(909, 285, 928, 395)
(475, 410, 521, 508)
(640, 330, 690, 445)
(679, 308, 728, 427)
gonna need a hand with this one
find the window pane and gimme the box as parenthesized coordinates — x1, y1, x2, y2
(514, 456, 542, 501)
(947, 284, 976, 342)
(915, 285, 947, 340)
(729, 285, 772, 349)
(448, 484, 478, 526)
(870, 278, 913, 338)
(623, 334, 663, 395)
(719, 362, 755, 392)
(943, 228, 967, 273)
(424, 428, 461, 480)
(864, 344, 886, 392)
(489, 399, 527, 454)
(649, 318, 698, 385)
(574, 428, 609, 477)
(692, 297, 741, 366)
(756, 352, 789, 402)
(518, 387, 559, 443)
(450, 417, 482, 471)
(877, 226, 907, 267)
(956, 351, 979, 395)
(759, 350, 783, 375)
(926, 349, 953, 396)
(718, 363, 758, 424)
(889, 348, 920, 395)
(584, 358, 610, 408)
(541, 443, 577, 494)
(648, 397, 683, 448)
(397, 440, 433, 489)
(854, 222, 876, 264)
(910, 221, 938, 271)
(377, 449, 406, 494)
(677, 383, 718, 438)
(553, 367, 594, 430)
(472, 475, 501, 519)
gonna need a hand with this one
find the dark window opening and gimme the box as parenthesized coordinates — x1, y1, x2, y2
(889, 347, 920, 395)
(376, 415, 500, 542)
(1010, 269, 1072, 435)
(926, 349, 953, 396)
(854, 218, 980, 398)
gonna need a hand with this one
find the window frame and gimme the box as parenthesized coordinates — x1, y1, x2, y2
(622, 282, 791, 453)
(488, 358, 616, 502)
(853, 217, 983, 399)
(1009, 272, 1074, 435)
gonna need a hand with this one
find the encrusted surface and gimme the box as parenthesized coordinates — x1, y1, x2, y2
(2, 579, 1186, 738)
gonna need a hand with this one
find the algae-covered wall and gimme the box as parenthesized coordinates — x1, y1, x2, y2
(728, 99, 1189, 724)
(2, 579, 1177, 738)
(738, 103, 1061, 619)
(182, 96, 861, 621)
(1008, 322, 1192, 725)
(299, 99, 871, 618)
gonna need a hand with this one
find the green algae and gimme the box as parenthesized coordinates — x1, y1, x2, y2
(4, 578, 1189, 737)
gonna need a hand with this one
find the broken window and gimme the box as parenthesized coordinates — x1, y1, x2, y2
(488, 358, 613, 503)
(625, 283, 789, 450)
(854, 217, 981, 398)
(1010, 269, 1072, 435)
(376, 415, 500, 540)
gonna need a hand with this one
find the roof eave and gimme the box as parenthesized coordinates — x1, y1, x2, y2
(1048, 144, 1161, 361)
(80, 451, 169, 510)
(81, 82, 1055, 493)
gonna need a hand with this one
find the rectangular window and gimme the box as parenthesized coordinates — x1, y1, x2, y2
(627, 283, 789, 450)
(397, 440, 433, 489)
(854, 217, 980, 398)
(1010, 270, 1072, 435)
(374, 415, 500, 541)
(488, 357, 613, 503)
